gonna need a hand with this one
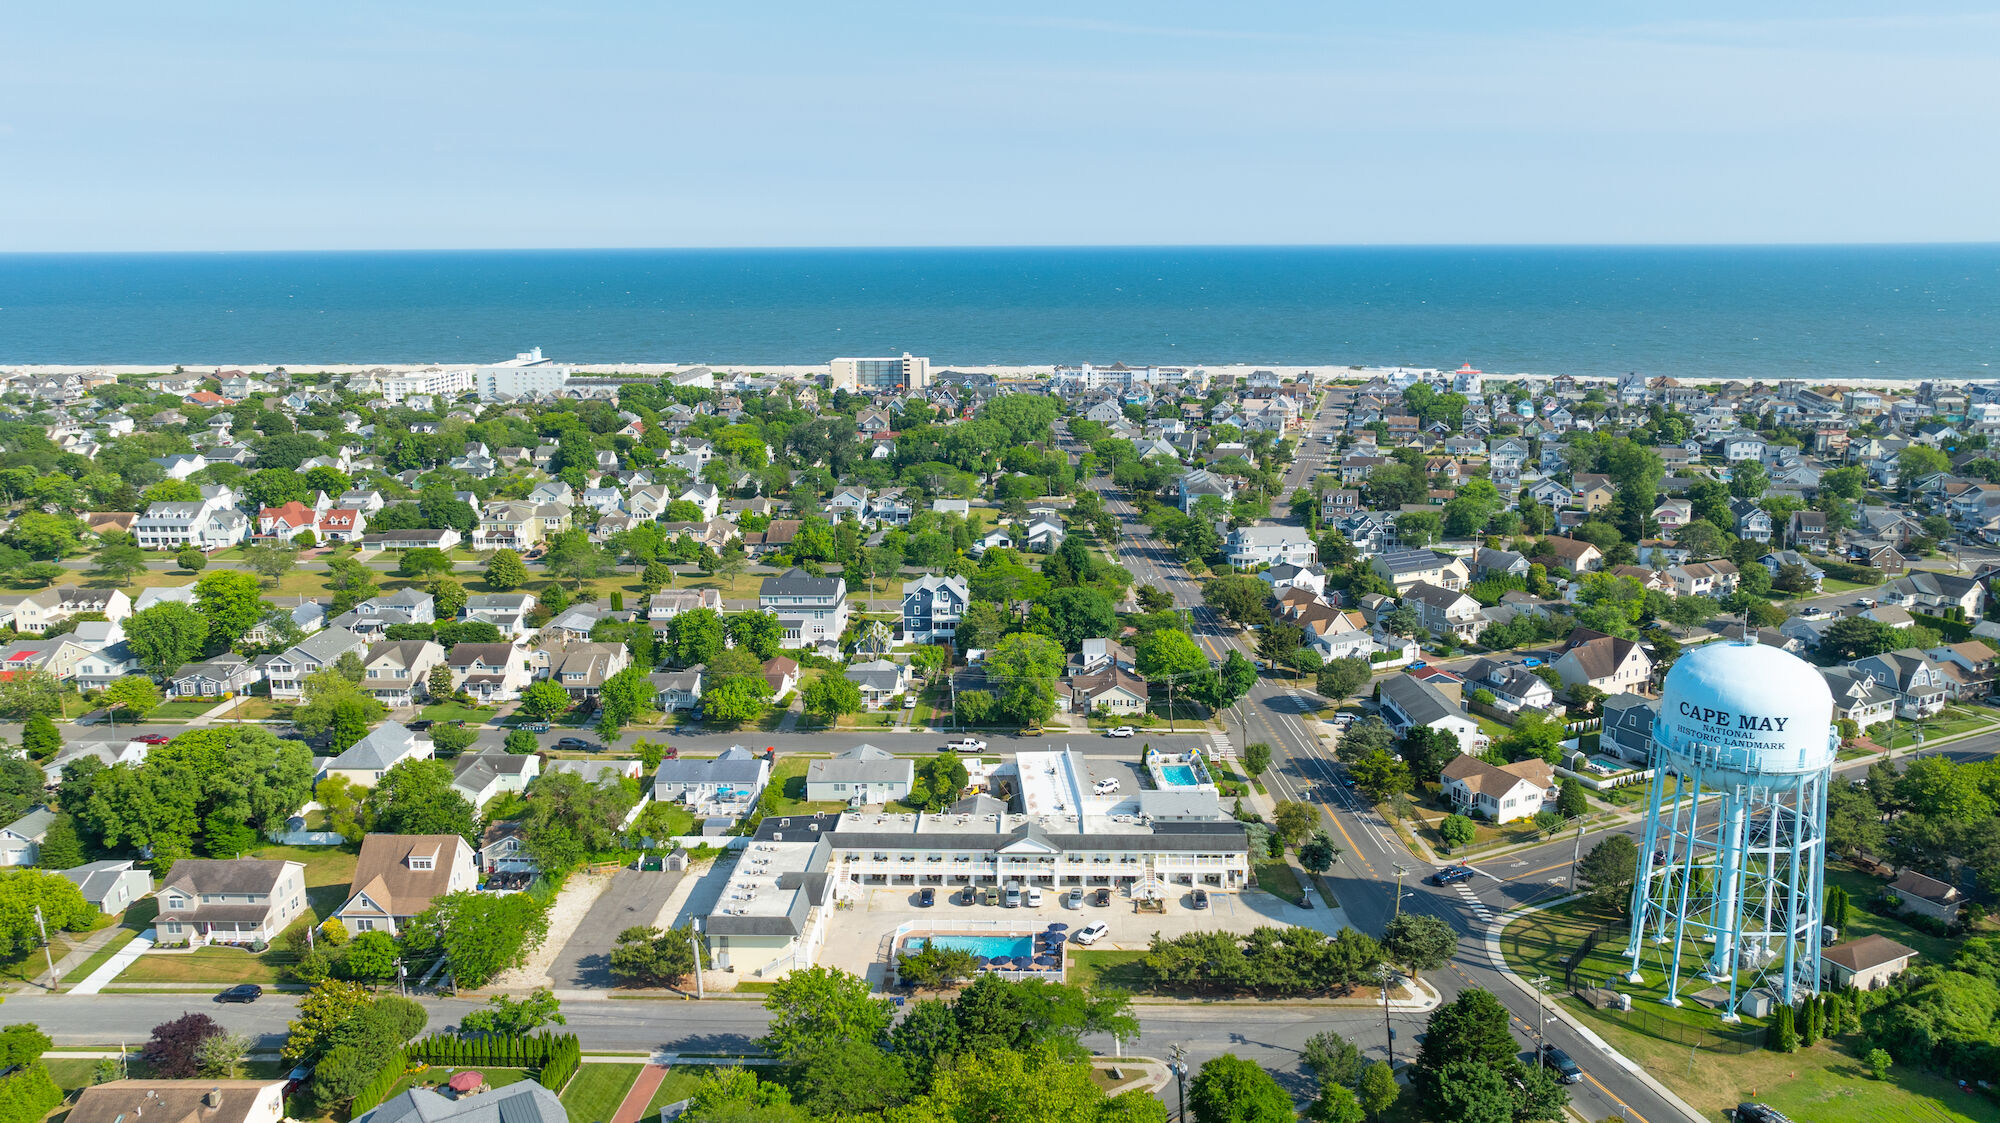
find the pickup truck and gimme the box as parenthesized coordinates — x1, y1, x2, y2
(944, 737, 988, 752)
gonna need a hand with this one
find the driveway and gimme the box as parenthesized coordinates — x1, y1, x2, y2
(542, 867, 684, 988)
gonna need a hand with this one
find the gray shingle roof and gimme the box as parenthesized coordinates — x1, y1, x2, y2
(806, 745, 913, 786)
(357, 1080, 565, 1123)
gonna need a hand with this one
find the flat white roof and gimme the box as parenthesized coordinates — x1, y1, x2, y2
(712, 839, 820, 920)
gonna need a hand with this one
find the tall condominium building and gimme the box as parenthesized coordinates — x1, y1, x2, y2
(830, 353, 929, 392)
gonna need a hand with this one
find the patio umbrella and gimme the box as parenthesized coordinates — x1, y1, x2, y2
(448, 1071, 484, 1093)
(1034, 954, 1059, 966)
(1046, 922, 1069, 930)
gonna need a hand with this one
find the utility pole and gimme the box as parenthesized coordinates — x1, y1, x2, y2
(1531, 975, 1551, 1051)
(1381, 965, 1397, 1069)
(1168, 1043, 1189, 1123)
(35, 905, 55, 989)
(1392, 864, 1412, 919)
(691, 918, 706, 999)
(1569, 825, 1586, 889)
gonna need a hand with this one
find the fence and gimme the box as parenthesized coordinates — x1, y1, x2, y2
(1563, 922, 1764, 1055)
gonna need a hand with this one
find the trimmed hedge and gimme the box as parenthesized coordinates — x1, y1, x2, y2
(405, 1031, 582, 1091)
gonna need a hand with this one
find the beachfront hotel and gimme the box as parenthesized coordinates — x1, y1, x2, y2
(830, 353, 931, 392)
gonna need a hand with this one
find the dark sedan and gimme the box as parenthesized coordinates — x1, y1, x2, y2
(217, 984, 262, 1004)
(554, 737, 603, 752)
(917, 888, 935, 908)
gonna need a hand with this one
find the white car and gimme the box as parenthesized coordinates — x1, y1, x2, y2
(1074, 922, 1111, 945)
(1105, 726, 1136, 738)
(1093, 778, 1121, 795)
(944, 738, 988, 752)
(1024, 886, 1045, 907)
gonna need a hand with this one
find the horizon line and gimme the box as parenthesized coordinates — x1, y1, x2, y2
(5, 240, 2000, 257)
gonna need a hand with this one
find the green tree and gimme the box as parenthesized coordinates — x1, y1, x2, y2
(760, 966, 894, 1060)
(194, 570, 269, 645)
(1438, 814, 1476, 852)
(1299, 831, 1340, 875)
(1308, 1084, 1365, 1123)
(1381, 913, 1455, 984)
(21, 714, 61, 761)
(1204, 575, 1273, 626)
(1272, 800, 1318, 846)
(517, 680, 573, 722)
(1357, 1061, 1398, 1119)
(609, 924, 707, 988)
(726, 611, 784, 660)
(323, 557, 379, 614)
(595, 665, 657, 736)
(701, 675, 775, 724)
(100, 675, 163, 718)
(1188, 1054, 1295, 1123)
(460, 988, 566, 1035)
(124, 602, 211, 677)
(484, 549, 529, 590)
(88, 543, 149, 585)
(1242, 742, 1271, 777)
(340, 930, 398, 984)
(802, 674, 862, 722)
(36, 813, 85, 869)
(400, 891, 549, 990)
(504, 728, 540, 755)
(244, 543, 301, 584)
(1316, 657, 1371, 700)
(1349, 749, 1412, 803)
(363, 759, 477, 842)
(1557, 777, 1588, 819)
(1412, 989, 1519, 1109)
(669, 608, 727, 667)
(1577, 834, 1638, 910)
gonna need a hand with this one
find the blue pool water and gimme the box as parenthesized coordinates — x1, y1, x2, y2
(908, 934, 1031, 959)
(1159, 765, 1200, 787)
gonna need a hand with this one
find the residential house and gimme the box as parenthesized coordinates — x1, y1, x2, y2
(0, 806, 53, 866)
(1370, 549, 1471, 593)
(360, 639, 447, 706)
(444, 642, 533, 703)
(260, 628, 368, 699)
(1881, 571, 1985, 618)
(156, 858, 307, 945)
(1440, 756, 1554, 824)
(1852, 649, 1949, 718)
(1403, 581, 1483, 642)
(1885, 869, 1963, 925)
(134, 494, 248, 551)
(462, 593, 537, 639)
(169, 654, 260, 697)
(335, 834, 479, 937)
(1788, 510, 1828, 552)
(57, 859, 152, 914)
(355, 1082, 566, 1123)
(805, 744, 914, 804)
(1599, 694, 1659, 764)
(1554, 627, 1654, 696)
(471, 500, 547, 551)
(1260, 561, 1327, 596)
(1176, 469, 1236, 512)
(903, 574, 969, 644)
(1821, 666, 1898, 732)
(1731, 499, 1774, 543)
(651, 666, 705, 712)
(323, 721, 435, 787)
(1472, 548, 1530, 579)
(1926, 640, 1996, 700)
(1066, 662, 1149, 715)
(1665, 561, 1741, 598)
(1463, 659, 1556, 713)
(1540, 537, 1605, 576)
(647, 588, 725, 637)
(846, 659, 915, 709)
(333, 588, 436, 637)
(1223, 526, 1317, 568)
(1822, 935, 1917, 991)
(763, 656, 801, 699)
(450, 751, 541, 810)
(542, 641, 631, 698)
(760, 568, 851, 652)
(71, 1082, 289, 1123)
(1572, 473, 1616, 512)
(654, 746, 771, 820)
(1760, 550, 1826, 592)
(1377, 673, 1486, 749)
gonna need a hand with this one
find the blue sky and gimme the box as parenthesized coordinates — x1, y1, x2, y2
(5, 2, 1998, 250)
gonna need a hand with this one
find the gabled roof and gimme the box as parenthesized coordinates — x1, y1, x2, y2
(328, 721, 426, 771)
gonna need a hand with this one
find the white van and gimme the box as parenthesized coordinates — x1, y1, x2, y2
(1093, 778, 1121, 795)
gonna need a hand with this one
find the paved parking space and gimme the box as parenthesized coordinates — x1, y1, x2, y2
(542, 868, 683, 988)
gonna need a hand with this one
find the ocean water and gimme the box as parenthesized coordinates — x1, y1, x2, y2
(2, 246, 1998, 378)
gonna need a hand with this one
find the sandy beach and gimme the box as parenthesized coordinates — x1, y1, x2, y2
(4, 360, 1994, 394)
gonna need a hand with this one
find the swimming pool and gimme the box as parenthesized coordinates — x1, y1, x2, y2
(1159, 764, 1200, 787)
(905, 934, 1033, 959)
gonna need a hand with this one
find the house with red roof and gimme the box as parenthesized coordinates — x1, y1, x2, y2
(316, 508, 368, 543)
(259, 501, 321, 542)
(183, 389, 235, 407)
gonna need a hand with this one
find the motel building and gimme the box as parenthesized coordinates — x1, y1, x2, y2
(700, 751, 1252, 979)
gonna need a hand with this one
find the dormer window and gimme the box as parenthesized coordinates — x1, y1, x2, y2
(409, 851, 435, 871)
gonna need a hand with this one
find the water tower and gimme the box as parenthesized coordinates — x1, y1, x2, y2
(1623, 638, 1836, 1019)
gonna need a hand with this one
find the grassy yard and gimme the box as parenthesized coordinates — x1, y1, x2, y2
(837, 711, 897, 729)
(143, 699, 223, 721)
(1822, 861, 1966, 963)
(253, 842, 361, 917)
(59, 928, 138, 988)
(226, 697, 294, 721)
(0, 932, 86, 987)
(767, 754, 845, 816)
(382, 1066, 533, 1104)
(647, 1070, 710, 1116)
(558, 1062, 642, 1123)
(1065, 948, 1151, 991)
(1252, 856, 1304, 904)
(114, 944, 285, 985)
(420, 701, 499, 725)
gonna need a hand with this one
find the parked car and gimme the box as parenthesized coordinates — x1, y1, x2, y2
(944, 738, 987, 752)
(217, 984, 262, 1004)
(1430, 865, 1476, 886)
(1408, 661, 1427, 670)
(523, 721, 551, 732)
(1521, 656, 1542, 668)
(1004, 882, 1022, 908)
(1190, 888, 1210, 909)
(407, 720, 434, 731)
(982, 885, 1000, 906)
(1091, 887, 1112, 907)
(917, 887, 935, 908)
(903, 695, 918, 709)
(1025, 886, 1045, 907)
(1074, 922, 1111, 945)
(1093, 778, 1121, 795)
(134, 733, 172, 745)
(1539, 1044, 1582, 1084)
(1064, 888, 1085, 909)
(1735, 1105, 1793, 1123)
(1105, 726, 1136, 738)
(959, 886, 978, 906)
(554, 737, 603, 752)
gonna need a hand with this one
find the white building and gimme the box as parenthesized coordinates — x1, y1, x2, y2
(1224, 526, 1317, 569)
(830, 354, 930, 392)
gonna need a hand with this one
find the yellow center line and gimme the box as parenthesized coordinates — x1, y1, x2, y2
(1583, 1073, 1651, 1123)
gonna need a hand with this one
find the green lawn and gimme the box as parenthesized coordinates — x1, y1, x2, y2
(252, 841, 360, 917)
(767, 754, 846, 816)
(384, 1066, 533, 1104)
(1065, 949, 1151, 991)
(226, 697, 294, 721)
(1822, 861, 1966, 964)
(58, 928, 138, 989)
(646, 1070, 709, 1117)
(1252, 856, 1304, 904)
(0, 932, 85, 987)
(558, 1062, 642, 1123)
(421, 701, 499, 725)
(115, 944, 285, 985)
(143, 699, 223, 720)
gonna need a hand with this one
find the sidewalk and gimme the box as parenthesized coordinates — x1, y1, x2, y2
(610, 1063, 669, 1123)
(69, 929, 155, 995)
(10, 925, 128, 993)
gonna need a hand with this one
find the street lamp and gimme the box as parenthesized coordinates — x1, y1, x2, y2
(1167, 1043, 1190, 1123)
(1392, 864, 1412, 920)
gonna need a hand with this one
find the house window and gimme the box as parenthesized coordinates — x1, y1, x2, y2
(410, 855, 434, 870)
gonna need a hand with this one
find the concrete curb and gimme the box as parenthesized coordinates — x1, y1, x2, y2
(1485, 897, 1706, 1123)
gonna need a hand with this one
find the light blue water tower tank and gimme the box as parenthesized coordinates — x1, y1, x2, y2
(1623, 638, 1836, 1019)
